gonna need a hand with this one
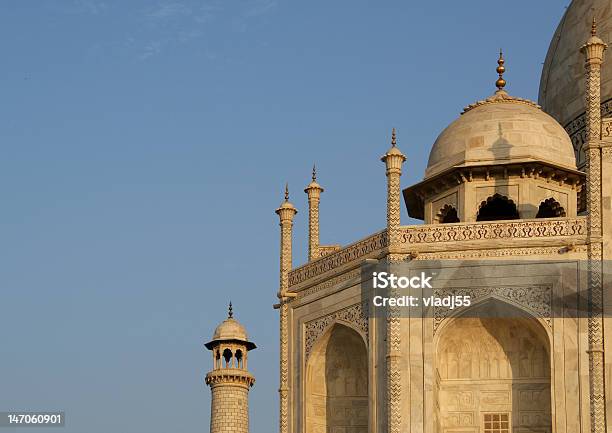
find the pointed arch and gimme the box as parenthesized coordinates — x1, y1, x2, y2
(437, 204, 460, 223)
(476, 193, 519, 221)
(305, 323, 368, 433)
(434, 300, 552, 433)
(536, 198, 566, 218)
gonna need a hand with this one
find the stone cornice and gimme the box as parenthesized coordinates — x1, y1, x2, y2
(205, 369, 255, 389)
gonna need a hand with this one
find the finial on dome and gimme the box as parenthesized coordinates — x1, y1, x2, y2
(284, 183, 289, 201)
(592, 17, 597, 36)
(496, 49, 507, 91)
(228, 301, 233, 318)
(391, 128, 397, 147)
(312, 164, 317, 181)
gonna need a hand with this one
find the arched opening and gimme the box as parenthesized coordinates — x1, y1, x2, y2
(235, 349, 243, 369)
(215, 349, 221, 369)
(437, 204, 460, 223)
(305, 323, 368, 433)
(435, 302, 551, 433)
(476, 194, 519, 221)
(222, 348, 232, 368)
(536, 198, 566, 218)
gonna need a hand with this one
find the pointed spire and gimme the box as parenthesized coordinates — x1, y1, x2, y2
(592, 17, 597, 36)
(496, 49, 506, 91)
(228, 301, 233, 319)
(284, 183, 289, 201)
(312, 164, 317, 181)
(391, 128, 397, 147)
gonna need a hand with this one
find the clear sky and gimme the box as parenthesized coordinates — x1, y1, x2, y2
(0, 1, 569, 432)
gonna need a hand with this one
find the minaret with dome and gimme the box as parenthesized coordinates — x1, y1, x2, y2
(204, 303, 255, 433)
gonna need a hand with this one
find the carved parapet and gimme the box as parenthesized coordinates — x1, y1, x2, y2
(288, 230, 388, 288)
(397, 217, 586, 246)
(287, 218, 587, 291)
(317, 244, 342, 257)
(602, 117, 612, 139)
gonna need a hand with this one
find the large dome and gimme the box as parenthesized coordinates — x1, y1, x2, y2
(539, 0, 612, 129)
(425, 90, 577, 179)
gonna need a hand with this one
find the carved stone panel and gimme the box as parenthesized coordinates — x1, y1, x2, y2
(304, 302, 368, 360)
(432, 286, 552, 333)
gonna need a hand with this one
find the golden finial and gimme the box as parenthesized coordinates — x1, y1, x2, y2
(284, 183, 289, 201)
(228, 301, 233, 319)
(592, 17, 597, 36)
(391, 128, 397, 147)
(312, 164, 317, 181)
(496, 49, 506, 91)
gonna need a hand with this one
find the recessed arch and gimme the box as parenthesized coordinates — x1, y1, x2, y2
(536, 198, 566, 218)
(215, 349, 221, 369)
(235, 349, 243, 369)
(222, 348, 232, 368)
(476, 193, 519, 221)
(434, 301, 552, 433)
(305, 323, 368, 433)
(437, 204, 460, 223)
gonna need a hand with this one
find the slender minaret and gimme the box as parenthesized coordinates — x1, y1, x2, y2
(381, 128, 407, 251)
(205, 303, 256, 433)
(275, 185, 297, 433)
(305, 165, 324, 261)
(380, 128, 406, 433)
(581, 18, 607, 433)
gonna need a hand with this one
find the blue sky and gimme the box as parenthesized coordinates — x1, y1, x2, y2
(0, 1, 569, 432)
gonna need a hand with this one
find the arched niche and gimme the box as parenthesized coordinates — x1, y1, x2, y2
(536, 198, 566, 218)
(305, 323, 368, 433)
(476, 194, 519, 221)
(437, 204, 460, 223)
(434, 301, 552, 433)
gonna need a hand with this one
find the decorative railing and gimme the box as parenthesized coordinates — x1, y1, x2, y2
(317, 245, 342, 258)
(288, 230, 388, 287)
(397, 217, 586, 244)
(287, 217, 587, 289)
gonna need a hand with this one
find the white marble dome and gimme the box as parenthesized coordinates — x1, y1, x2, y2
(539, 0, 612, 128)
(212, 317, 249, 341)
(425, 90, 577, 179)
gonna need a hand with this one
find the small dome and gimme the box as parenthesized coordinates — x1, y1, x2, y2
(212, 317, 248, 341)
(205, 304, 256, 351)
(425, 91, 577, 179)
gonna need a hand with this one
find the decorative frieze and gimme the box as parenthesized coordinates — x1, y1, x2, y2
(296, 268, 362, 299)
(602, 117, 612, 138)
(415, 245, 587, 260)
(566, 98, 612, 167)
(304, 302, 368, 360)
(398, 217, 586, 245)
